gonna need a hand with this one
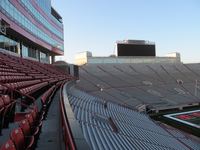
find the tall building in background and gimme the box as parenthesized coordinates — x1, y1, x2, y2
(0, 0, 64, 63)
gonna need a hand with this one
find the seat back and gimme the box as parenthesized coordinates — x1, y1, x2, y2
(19, 119, 31, 136)
(0, 98, 4, 116)
(2, 95, 15, 124)
(0, 139, 16, 150)
(2, 95, 10, 105)
(32, 105, 38, 113)
(0, 97, 4, 109)
(25, 114, 34, 126)
(10, 128, 25, 150)
(31, 109, 37, 121)
(0, 97, 4, 134)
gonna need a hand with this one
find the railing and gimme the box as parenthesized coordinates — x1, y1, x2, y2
(59, 81, 76, 150)
(60, 81, 90, 150)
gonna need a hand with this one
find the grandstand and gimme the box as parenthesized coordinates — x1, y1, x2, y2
(67, 87, 200, 150)
(0, 51, 77, 150)
(76, 63, 200, 113)
(0, 51, 199, 150)
(0, 0, 200, 149)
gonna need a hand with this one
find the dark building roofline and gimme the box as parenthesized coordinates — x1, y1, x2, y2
(51, 7, 62, 23)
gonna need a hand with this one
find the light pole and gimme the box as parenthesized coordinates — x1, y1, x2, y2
(195, 80, 200, 96)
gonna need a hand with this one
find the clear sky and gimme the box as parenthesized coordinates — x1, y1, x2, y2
(52, 0, 200, 63)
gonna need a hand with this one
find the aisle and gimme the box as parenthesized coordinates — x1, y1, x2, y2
(36, 89, 65, 150)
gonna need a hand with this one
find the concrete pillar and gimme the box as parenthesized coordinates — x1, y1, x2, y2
(52, 55, 55, 64)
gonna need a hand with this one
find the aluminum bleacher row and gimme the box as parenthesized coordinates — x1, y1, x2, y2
(67, 86, 200, 150)
(76, 63, 200, 112)
(0, 52, 74, 150)
(162, 125, 200, 150)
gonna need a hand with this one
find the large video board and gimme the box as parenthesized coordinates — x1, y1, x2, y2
(117, 44, 156, 56)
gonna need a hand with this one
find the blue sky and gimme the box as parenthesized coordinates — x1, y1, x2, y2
(52, 0, 200, 63)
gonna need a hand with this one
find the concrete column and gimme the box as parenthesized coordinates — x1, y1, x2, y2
(52, 55, 55, 64)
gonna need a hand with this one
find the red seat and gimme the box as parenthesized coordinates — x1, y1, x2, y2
(2, 95, 15, 127)
(10, 128, 25, 150)
(20, 118, 40, 142)
(1, 96, 11, 128)
(0, 139, 16, 150)
(41, 88, 51, 106)
(19, 119, 31, 136)
(0, 85, 7, 94)
(0, 98, 5, 134)
(33, 105, 44, 124)
(2, 95, 11, 106)
(41, 86, 55, 110)
(26, 108, 43, 130)
(25, 114, 34, 127)
(10, 128, 34, 150)
(0, 97, 4, 111)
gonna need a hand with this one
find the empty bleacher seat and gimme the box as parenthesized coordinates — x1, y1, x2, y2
(0, 139, 16, 150)
(67, 87, 200, 150)
(0, 95, 15, 128)
(10, 127, 34, 150)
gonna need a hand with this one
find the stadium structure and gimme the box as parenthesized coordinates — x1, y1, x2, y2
(0, 0, 63, 63)
(0, 1, 200, 150)
(75, 40, 181, 65)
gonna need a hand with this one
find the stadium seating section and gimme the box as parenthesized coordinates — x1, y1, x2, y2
(0, 52, 73, 150)
(0, 51, 200, 150)
(76, 63, 200, 111)
(68, 87, 200, 150)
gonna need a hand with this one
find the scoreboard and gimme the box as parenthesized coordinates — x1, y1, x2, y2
(164, 110, 200, 129)
(117, 43, 156, 57)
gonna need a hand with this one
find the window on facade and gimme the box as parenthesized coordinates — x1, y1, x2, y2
(40, 51, 49, 63)
(0, 35, 19, 53)
(22, 45, 28, 57)
(28, 48, 37, 58)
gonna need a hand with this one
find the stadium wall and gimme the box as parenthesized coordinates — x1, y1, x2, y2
(87, 56, 181, 64)
(75, 51, 181, 65)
